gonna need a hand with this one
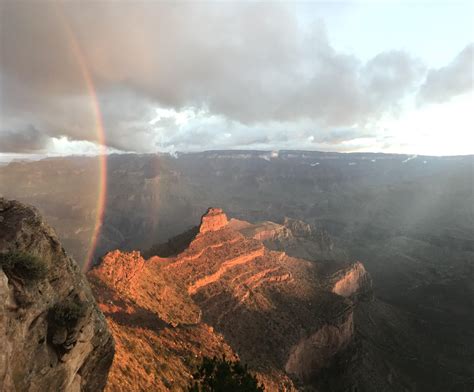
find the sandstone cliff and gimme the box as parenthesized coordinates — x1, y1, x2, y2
(89, 208, 372, 390)
(0, 198, 114, 391)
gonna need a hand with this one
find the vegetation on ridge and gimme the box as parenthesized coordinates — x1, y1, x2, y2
(0, 251, 47, 282)
(49, 298, 87, 328)
(188, 356, 264, 392)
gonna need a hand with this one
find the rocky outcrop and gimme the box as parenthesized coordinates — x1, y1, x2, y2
(285, 310, 353, 380)
(229, 218, 292, 242)
(0, 198, 114, 392)
(188, 246, 265, 295)
(230, 217, 373, 302)
(230, 216, 343, 262)
(329, 261, 373, 300)
(90, 208, 367, 390)
(282, 217, 312, 238)
(91, 250, 145, 294)
(199, 207, 228, 233)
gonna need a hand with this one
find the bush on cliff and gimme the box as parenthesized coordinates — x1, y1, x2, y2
(0, 251, 47, 282)
(188, 356, 264, 392)
(50, 299, 87, 328)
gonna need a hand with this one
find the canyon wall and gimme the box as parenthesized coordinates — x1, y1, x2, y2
(0, 198, 114, 391)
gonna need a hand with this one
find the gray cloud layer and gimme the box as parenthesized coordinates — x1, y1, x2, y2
(0, 2, 471, 153)
(418, 43, 473, 104)
(0, 126, 49, 153)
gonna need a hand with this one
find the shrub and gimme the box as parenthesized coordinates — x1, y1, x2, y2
(50, 299, 87, 328)
(0, 252, 47, 281)
(188, 356, 264, 392)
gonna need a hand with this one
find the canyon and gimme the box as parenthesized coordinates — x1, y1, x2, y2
(89, 207, 373, 391)
(0, 151, 472, 390)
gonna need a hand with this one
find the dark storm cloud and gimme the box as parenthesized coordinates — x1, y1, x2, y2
(0, 126, 49, 153)
(418, 43, 474, 104)
(0, 2, 430, 152)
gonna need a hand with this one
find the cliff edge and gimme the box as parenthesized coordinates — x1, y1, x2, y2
(0, 198, 114, 391)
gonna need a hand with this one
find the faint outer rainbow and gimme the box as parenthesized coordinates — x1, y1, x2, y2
(55, 6, 108, 271)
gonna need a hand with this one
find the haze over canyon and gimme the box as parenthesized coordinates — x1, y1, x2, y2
(0, 150, 472, 390)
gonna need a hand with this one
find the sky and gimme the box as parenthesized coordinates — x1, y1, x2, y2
(0, 1, 473, 158)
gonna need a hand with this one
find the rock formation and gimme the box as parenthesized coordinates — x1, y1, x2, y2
(89, 208, 372, 390)
(229, 217, 345, 262)
(199, 207, 228, 233)
(330, 261, 373, 299)
(0, 198, 114, 391)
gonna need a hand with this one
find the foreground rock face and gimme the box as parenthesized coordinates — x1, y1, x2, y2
(89, 208, 372, 390)
(0, 198, 114, 391)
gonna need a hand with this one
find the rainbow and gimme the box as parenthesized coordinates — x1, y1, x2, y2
(55, 6, 108, 271)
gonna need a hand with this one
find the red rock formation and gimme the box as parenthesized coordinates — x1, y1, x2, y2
(188, 245, 265, 294)
(230, 216, 339, 262)
(88, 208, 370, 391)
(331, 261, 372, 298)
(229, 218, 290, 241)
(199, 207, 228, 233)
(89, 250, 145, 294)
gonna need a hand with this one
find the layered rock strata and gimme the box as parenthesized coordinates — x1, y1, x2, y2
(89, 208, 372, 390)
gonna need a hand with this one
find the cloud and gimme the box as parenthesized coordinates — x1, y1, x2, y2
(362, 51, 425, 112)
(417, 43, 473, 104)
(0, 126, 49, 153)
(0, 2, 431, 153)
